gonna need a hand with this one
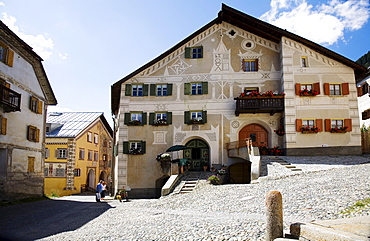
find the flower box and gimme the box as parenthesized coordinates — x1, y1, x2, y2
(239, 90, 285, 98)
(301, 130, 318, 134)
(128, 120, 142, 126)
(299, 89, 319, 96)
(330, 129, 347, 133)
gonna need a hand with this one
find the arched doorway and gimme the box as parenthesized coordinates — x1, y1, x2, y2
(228, 162, 251, 184)
(239, 124, 268, 147)
(87, 169, 95, 190)
(184, 139, 209, 171)
(99, 171, 107, 182)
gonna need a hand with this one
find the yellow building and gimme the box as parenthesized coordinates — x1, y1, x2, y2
(45, 112, 113, 197)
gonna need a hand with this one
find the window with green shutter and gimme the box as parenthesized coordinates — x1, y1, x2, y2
(184, 110, 207, 124)
(124, 112, 147, 126)
(125, 84, 149, 96)
(184, 82, 208, 95)
(149, 112, 172, 125)
(150, 83, 173, 96)
(185, 46, 203, 59)
(123, 141, 146, 155)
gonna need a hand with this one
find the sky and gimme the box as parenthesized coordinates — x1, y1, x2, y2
(1, 0, 369, 127)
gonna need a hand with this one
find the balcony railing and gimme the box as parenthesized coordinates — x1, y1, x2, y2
(0, 84, 21, 112)
(234, 96, 284, 116)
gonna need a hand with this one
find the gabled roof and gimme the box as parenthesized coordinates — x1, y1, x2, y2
(46, 112, 113, 138)
(111, 4, 367, 114)
(0, 21, 57, 105)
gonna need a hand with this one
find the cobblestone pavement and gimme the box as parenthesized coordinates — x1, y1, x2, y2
(1, 155, 369, 241)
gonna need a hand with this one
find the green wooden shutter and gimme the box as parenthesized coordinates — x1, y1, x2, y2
(185, 47, 191, 58)
(143, 84, 149, 96)
(184, 111, 190, 124)
(122, 142, 129, 154)
(184, 83, 190, 95)
(167, 112, 172, 124)
(149, 113, 155, 125)
(124, 113, 131, 125)
(125, 84, 132, 96)
(199, 46, 203, 58)
(113, 144, 118, 156)
(202, 110, 207, 123)
(142, 112, 147, 125)
(202, 82, 208, 94)
(150, 84, 156, 96)
(167, 83, 173, 96)
(141, 141, 146, 154)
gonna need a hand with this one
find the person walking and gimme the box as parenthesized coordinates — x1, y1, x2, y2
(95, 180, 103, 202)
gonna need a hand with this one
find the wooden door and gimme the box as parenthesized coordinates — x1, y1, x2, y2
(239, 124, 268, 147)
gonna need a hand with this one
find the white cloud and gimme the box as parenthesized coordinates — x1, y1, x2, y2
(261, 0, 370, 46)
(1, 12, 54, 59)
(0, 2, 5, 6)
(58, 53, 68, 60)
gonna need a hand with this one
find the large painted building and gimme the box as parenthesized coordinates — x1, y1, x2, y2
(111, 5, 367, 198)
(45, 112, 113, 197)
(0, 21, 57, 200)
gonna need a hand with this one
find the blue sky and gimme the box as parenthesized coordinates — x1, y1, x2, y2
(1, 0, 369, 126)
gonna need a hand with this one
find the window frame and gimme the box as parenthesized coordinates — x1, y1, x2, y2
(184, 110, 207, 125)
(27, 125, 40, 142)
(242, 59, 258, 72)
(44, 163, 67, 177)
(324, 83, 349, 96)
(0, 41, 14, 67)
(185, 46, 203, 59)
(87, 132, 92, 142)
(30, 96, 43, 114)
(301, 56, 308, 67)
(184, 82, 208, 95)
(124, 112, 147, 126)
(56, 148, 68, 159)
(94, 133, 99, 144)
(122, 141, 146, 155)
(79, 148, 85, 160)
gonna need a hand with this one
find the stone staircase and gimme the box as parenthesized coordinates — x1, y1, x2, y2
(173, 172, 211, 194)
(266, 156, 302, 172)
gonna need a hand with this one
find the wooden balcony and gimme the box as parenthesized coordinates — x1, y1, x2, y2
(234, 96, 284, 116)
(0, 84, 21, 112)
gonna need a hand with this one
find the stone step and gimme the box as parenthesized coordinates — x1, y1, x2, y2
(285, 165, 296, 168)
(291, 168, 302, 171)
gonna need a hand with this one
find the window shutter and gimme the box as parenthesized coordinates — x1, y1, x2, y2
(167, 83, 173, 96)
(184, 83, 190, 95)
(150, 84, 156, 96)
(1, 117, 6, 135)
(143, 84, 149, 96)
(113, 144, 118, 156)
(357, 87, 363, 97)
(241, 60, 246, 72)
(4, 82, 10, 88)
(149, 113, 155, 125)
(342, 83, 349, 95)
(202, 82, 208, 94)
(125, 84, 132, 96)
(316, 119, 323, 132)
(185, 47, 191, 58)
(36, 128, 40, 142)
(141, 141, 146, 154)
(124, 113, 130, 125)
(45, 148, 50, 158)
(37, 100, 43, 114)
(324, 83, 330, 95)
(27, 125, 31, 141)
(142, 112, 147, 125)
(55, 149, 58, 158)
(313, 82, 320, 94)
(122, 142, 129, 154)
(296, 119, 302, 132)
(325, 119, 331, 132)
(295, 84, 301, 95)
(255, 59, 259, 71)
(167, 112, 172, 124)
(184, 111, 190, 124)
(202, 110, 207, 123)
(7, 49, 14, 67)
(344, 119, 352, 131)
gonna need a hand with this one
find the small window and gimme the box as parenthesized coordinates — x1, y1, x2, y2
(331, 119, 344, 129)
(45, 163, 66, 177)
(27, 125, 40, 142)
(242, 59, 258, 72)
(94, 151, 99, 161)
(30, 96, 43, 114)
(302, 119, 315, 127)
(74, 169, 81, 177)
(185, 46, 203, 59)
(149, 112, 172, 125)
(192, 83, 202, 95)
(157, 84, 167, 96)
(79, 148, 85, 160)
(88, 150, 93, 160)
(87, 132, 92, 142)
(301, 56, 308, 67)
(57, 149, 67, 159)
(330, 84, 341, 95)
(94, 133, 99, 144)
(184, 82, 208, 95)
(324, 83, 349, 96)
(132, 84, 143, 96)
(124, 112, 147, 126)
(130, 113, 142, 125)
(27, 157, 35, 172)
(123, 141, 146, 155)
(0, 41, 14, 67)
(184, 110, 207, 124)
(45, 148, 50, 159)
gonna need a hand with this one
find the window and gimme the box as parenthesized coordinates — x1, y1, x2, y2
(324, 83, 349, 96)
(74, 169, 81, 177)
(295, 83, 320, 96)
(94, 133, 99, 144)
(124, 112, 147, 126)
(79, 148, 85, 160)
(184, 111, 207, 124)
(150, 112, 172, 126)
(27, 125, 40, 142)
(125, 84, 149, 96)
(296, 119, 322, 132)
(94, 151, 99, 161)
(88, 150, 93, 160)
(27, 157, 35, 172)
(242, 59, 258, 72)
(184, 82, 208, 95)
(56, 148, 68, 159)
(87, 132, 92, 142)
(331, 119, 343, 128)
(132, 84, 143, 96)
(0, 41, 14, 67)
(0, 115, 7, 135)
(122, 141, 146, 155)
(44, 163, 66, 177)
(185, 46, 203, 59)
(157, 84, 167, 96)
(325, 119, 352, 132)
(30, 96, 43, 114)
(301, 56, 308, 67)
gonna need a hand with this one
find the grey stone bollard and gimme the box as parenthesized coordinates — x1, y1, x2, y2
(265, 190, 283, 241)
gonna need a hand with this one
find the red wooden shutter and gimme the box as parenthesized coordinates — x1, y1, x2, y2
(7, 49, 14, 67)
(316, 119, 323, 132)
(1, 117, 6, 135)
(342, 83, 350, 95)
(37, 100, 43, 114)
(325, 119, 331, 132)
(324, 83, 330, 95)
(296, 119, 302, 132)
(313, 82, 320, 94)
(295, 84, 301, 95)
(344, 119, 352, 132)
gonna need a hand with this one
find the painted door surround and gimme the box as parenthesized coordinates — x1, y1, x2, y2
(184, 139, 210, 171)
(239, 124, 268, 147)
